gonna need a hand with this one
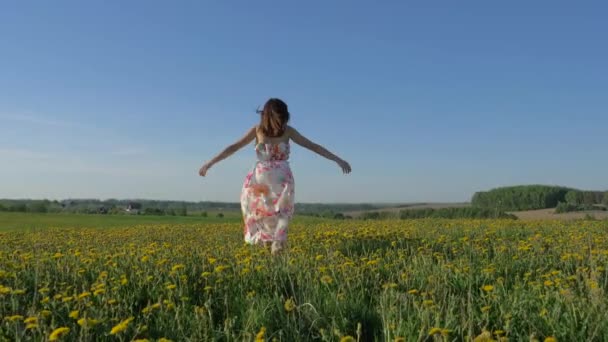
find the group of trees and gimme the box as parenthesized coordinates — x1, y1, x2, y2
(564, 190, 608, 206)
(0, 200, 62, 213)
(471, 185, 572, 211)
(555, 190, 608, 213)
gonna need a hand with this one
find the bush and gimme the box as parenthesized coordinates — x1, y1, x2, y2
(360, 212, 381, 220)
(217, 213, 224, 218)
(200, 211, 208, 217)
(555, 202, 577, 213)
(555, 202, 606, 213)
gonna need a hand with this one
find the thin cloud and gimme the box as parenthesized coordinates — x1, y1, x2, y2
(0, 147, 53, 159)
(110, 147, 147, 156)
(0, 113, 84, 128)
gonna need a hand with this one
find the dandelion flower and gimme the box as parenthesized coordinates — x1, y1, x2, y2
(320, 275, 333, 284)
(482, 285, 494, 292)
(110, 317, 134, 335)
(255, 327, 266, 342)
(284, 298, 296, 312)
(49, 327, 70, 341)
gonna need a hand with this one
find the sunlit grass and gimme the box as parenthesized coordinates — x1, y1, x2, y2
(1, 218, 608, 340)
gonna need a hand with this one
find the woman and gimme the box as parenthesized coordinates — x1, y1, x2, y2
(198, 98, 351, 254)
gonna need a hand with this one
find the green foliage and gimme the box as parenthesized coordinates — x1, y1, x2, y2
(604, 192, 608, 206)
(556, 201, 606, 214)
(471, 185, 572, 211)
(399, 207, 517, 220)
(143, 208, 165, 216)
(360, 212, 381, 220)
(565, 190, 606, 206)
(217, 213, 224, 218)
(200, 211, 208, 217)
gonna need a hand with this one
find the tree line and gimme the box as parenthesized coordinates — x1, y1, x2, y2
(0, 199, 387, 216)
(471, 185, 608, 212)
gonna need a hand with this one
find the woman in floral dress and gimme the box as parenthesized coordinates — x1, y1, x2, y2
(198, 98, 351, 254)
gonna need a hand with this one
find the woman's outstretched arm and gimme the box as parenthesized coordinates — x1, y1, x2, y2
(199, 126, 257, 176)
(289, 126, 352, 174)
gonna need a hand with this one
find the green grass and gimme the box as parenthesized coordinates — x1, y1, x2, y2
(0, 212, 242, 230)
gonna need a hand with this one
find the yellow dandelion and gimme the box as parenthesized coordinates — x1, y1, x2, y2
(5, 315, 24, 322)
(320, 275, 333, 284)
(78, 292, 91, 299)
(78, 317, 100, 328)
(49, 327, 70, 341)
(429, 327, 442, 335)
(158, 339, 173, 342)
(24, 316, 38, 324)
(482, 285, 494, 292)
(255, 326, 266, 342)
(68, 310, 79, 319)
(110, 317, 134, 335)
(171, 264, 185, 272)
(26, 323, 39, 329)
(340, 336, 356, 342)
(544, 337, 557, 342)
(472, 330, 492, 342)
(407, 289, 419, 294)
(284, 298, 296, 312)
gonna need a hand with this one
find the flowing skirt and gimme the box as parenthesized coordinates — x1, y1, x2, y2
(240, 160, 295, 252)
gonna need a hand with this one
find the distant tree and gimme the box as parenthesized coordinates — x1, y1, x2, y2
(603, 192, 608, 206)
(176, 206, 187, 216)
(200, 211, 208, 217)
(28, 201, 49, 213)
(9, 203, 27, 212)
(361, 212, 381, 220)
(0, 203, 5, 211)
(217, 213, 224, 218)
(144, 208, 164, 216)
(333, 213, 345, 220)
(565, 191, 583, 205)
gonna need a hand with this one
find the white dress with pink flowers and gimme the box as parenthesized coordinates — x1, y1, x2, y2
(240, 142, 295, 249)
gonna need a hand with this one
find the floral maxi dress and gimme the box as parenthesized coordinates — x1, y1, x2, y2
(240, 142, 295, 252)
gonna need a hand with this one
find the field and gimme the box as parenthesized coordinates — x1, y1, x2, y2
(2, 214, 608, 341)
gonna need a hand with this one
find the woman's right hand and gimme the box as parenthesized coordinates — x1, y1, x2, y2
(198, 162, 212, 177)
(337, 159, 351, 174)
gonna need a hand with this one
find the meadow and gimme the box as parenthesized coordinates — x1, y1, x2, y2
(2, 213, 608, 341)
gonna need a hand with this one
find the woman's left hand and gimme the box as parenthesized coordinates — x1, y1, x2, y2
(337, 159, 352, 174)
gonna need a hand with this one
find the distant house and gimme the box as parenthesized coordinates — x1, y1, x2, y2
(126, 202, 142, 214)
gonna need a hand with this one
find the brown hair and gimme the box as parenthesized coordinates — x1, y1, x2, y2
(257, 98, 290, 138)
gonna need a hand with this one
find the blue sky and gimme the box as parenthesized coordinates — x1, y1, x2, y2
(1, 1, 606, 203)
